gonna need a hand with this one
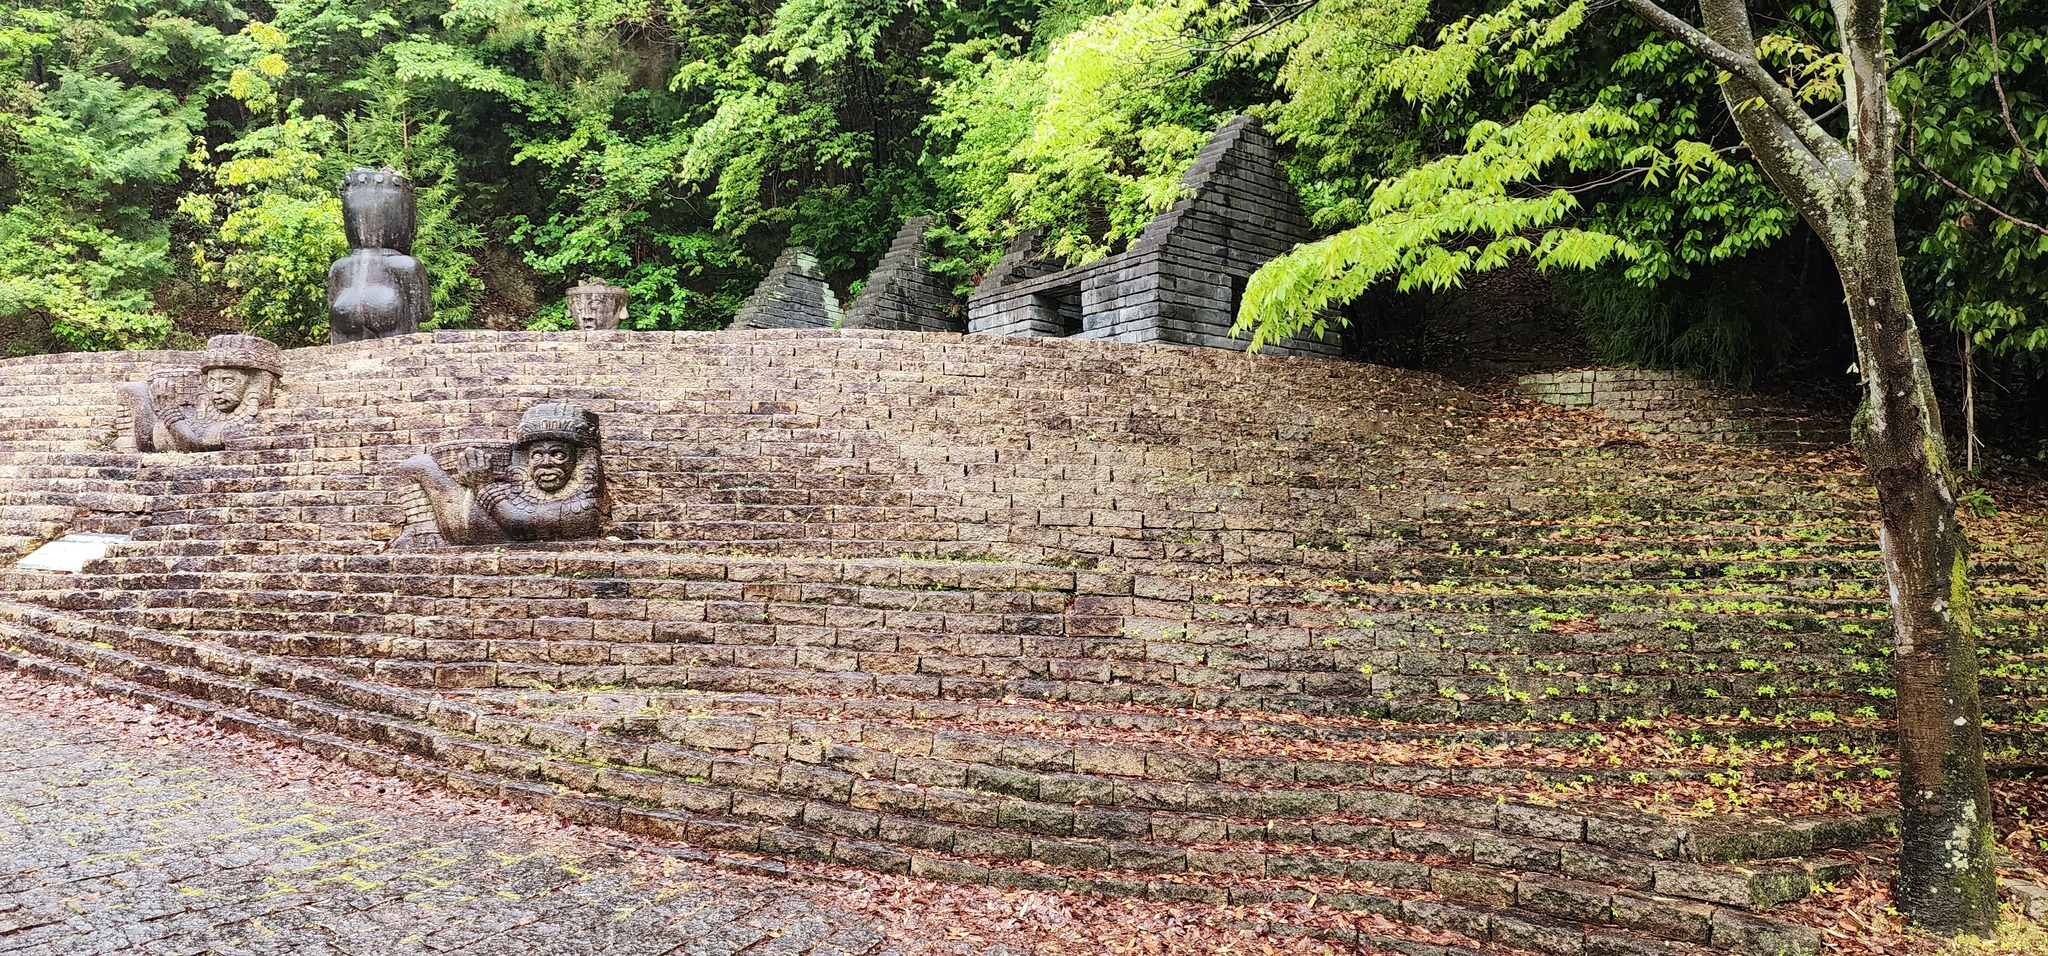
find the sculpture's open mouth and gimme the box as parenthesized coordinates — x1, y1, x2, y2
(531, 467, 568, 492)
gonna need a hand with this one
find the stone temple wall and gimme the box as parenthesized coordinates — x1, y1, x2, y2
(967, 116, 1340, 357)
(1516, 369, 1843, 450)
(1, 328, 2009, 956)
(0, 330, 1468, 566)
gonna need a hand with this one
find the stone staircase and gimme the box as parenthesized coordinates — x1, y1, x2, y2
(1, 329, 2043, 956)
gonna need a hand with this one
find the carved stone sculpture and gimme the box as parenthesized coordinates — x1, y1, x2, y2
(397, 402, 608, 545)
(566, 281, 630, 330)
(114, 334, 283, 453)
(328, 167, 431, 343)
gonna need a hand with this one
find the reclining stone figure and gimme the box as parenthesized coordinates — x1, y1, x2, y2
(115, 334, 283, 453)
(397, 401, 608, 545)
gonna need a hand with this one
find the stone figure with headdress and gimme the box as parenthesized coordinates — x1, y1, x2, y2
(396, 401, 608, 545)
(115, 334, 284, 453)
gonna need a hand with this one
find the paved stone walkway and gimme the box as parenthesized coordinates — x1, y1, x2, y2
(0, 698, 896, 956)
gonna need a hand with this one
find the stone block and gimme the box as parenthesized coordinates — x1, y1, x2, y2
(1708, 910, 1822, 956)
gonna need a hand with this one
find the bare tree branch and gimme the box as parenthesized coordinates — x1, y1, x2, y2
(1814, 0, 1991, 125)
(1985, 1, 2048, 196)
(1905, 130, 2048, 236)
(1522, 143, 1750, 194)
(1900, 2, 1992, 68)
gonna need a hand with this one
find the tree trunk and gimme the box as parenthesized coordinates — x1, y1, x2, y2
(1839, 239, 2001, 939)
(1834, 3, 2001, 931)
(1612, 0, 2000, 932)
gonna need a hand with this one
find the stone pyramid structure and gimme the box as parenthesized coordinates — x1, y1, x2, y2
(843, 217, 957, 332)
(0, 328, 2040, 954)
(968, 116, 1340, 356)
(728, 246, 845, 330)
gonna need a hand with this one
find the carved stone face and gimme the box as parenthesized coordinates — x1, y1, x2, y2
(204, 368, 253, 414)
(567, 296, 604, 329)
(566, 286, 627, 330)
(527, 440, 577, 493)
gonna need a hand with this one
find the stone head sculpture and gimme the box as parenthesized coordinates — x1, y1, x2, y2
(513, 401, 602, 496)
(395, 400, 608, 546)
(566, 281, 630, 331)
(329, 167, 432, 343)
(115, 333, 284, 453)
(196, 334, 283, 415)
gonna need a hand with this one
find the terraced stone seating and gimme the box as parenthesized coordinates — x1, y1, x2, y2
(1, 329, 2042, 956)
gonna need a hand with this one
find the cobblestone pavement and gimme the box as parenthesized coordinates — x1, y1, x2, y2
(0, 696, 897, 956)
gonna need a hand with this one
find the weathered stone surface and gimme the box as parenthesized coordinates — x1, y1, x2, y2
(566, 280, 631, 330)
(967, 116, 1339, 357)
(844, 217, 957, 332)
(0, 328, 1934, 956)
(730, 247, 845, 330)
(1515, 369, 1843, 451)
(1607, 891, 1715, 943)
(1708, 909, 1823, 956)
(0, 688, 899, 956)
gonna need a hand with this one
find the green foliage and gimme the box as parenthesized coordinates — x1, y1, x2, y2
(176, 27, 349, 347)
(929, 0, 1232, 274)
(1237, 0, 1430, 222)
(1241, 45, 1656, 346)
(0, 65, 194, 349)
(1554, 241, 1841, 385)
(0, 206, 173, 350)
(178, 110, 349, 347)
(1234, 0, 1847, 377)
(341, 88, 484, 327)
(1894, 5, 2048, 362)
(0, 0, 2039, 380)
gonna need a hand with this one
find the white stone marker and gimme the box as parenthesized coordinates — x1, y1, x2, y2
(14, 532, 132, 573)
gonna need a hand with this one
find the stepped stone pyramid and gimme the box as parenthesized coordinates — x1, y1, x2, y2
(843, 217, 957, 332)
(728, 247, 845, 330)
(0, 329, 2042, 956)
(968, 116, 1340, 357)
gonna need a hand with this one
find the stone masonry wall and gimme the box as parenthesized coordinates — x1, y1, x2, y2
(0, 329, 1476, 567)
(967, 117, 1340, 358)
(1517, 369, 1844, 449)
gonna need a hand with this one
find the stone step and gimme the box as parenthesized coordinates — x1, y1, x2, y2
(124, 621, 1882, 685)
(0, 597, 1888, 850)
(25, 575, 1908, 652)
(450, 685, 1903, 753)
(0, 614, 1832, 956)
(281, 656, 1893, 724)
(0, 610, 1875, 888)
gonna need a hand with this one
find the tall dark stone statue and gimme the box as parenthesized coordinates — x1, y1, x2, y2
(114, 334, 284, 453)
(328, 168, 431, 343)
(566, 281, 630, 330)
(396, 401, 608, 546)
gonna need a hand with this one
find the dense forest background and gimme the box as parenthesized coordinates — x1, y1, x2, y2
(0, 0, 2043, 448)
